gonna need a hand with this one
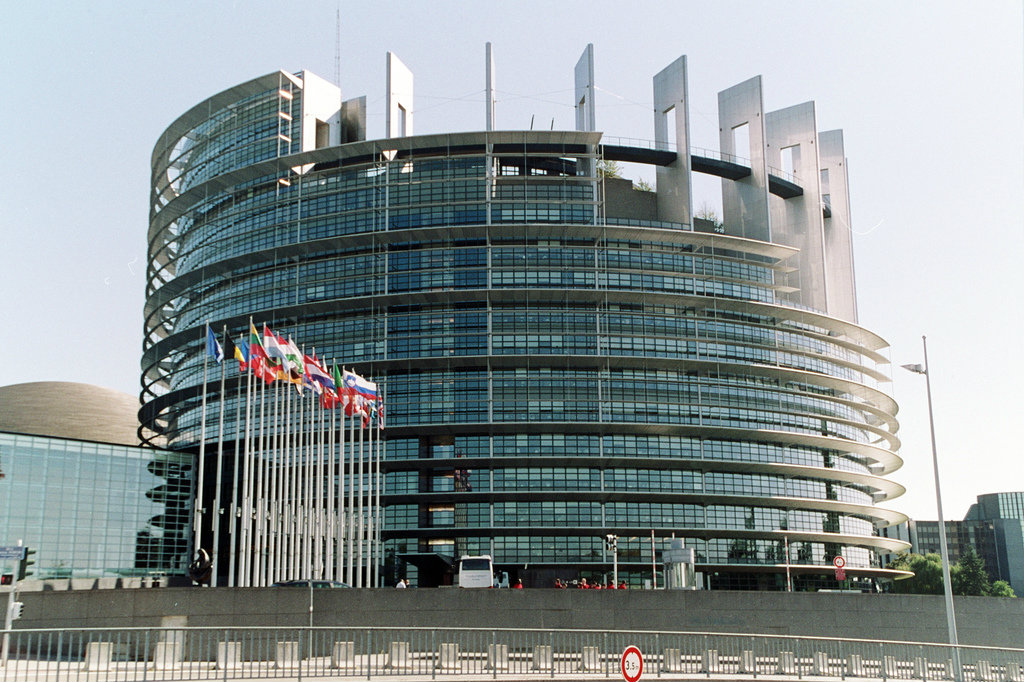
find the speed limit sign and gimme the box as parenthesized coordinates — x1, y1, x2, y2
(621, 646, 643, 682)
(833, 556, 846, 569)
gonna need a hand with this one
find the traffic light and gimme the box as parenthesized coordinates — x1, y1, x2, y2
(17, 548, 35, 580)
(8, 601, 23, 621)
(0, 574, 11, 585)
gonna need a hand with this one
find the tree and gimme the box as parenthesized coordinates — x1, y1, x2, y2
(988, 580, 1016, 598)
(952, 547, 989, 596)
(633, 178, 653, 192)
(888, 553, 944, 595)
(597, 160, 623, 179)
(694, 201, 725, 232)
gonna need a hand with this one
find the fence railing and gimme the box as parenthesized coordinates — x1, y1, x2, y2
(2, 626, 1023, 681)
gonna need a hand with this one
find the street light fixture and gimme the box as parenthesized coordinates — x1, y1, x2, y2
(902, 335, 961, 678)
(605, 534, 618, 586)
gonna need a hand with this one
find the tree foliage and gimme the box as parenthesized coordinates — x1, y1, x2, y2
(989, 580, 1016, 598)
(597, 160, 623, 179)
(889, 553, 944, 594)
(633, 178, 653, 192)
(952, 547, 989, 596)
(889, 548, 1016, 597)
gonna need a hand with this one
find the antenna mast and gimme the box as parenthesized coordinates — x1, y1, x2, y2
(334, 5, 341, 86)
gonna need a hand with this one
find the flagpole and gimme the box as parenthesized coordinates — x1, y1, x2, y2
(365, 403, 374, 588)
(302, 368, 312, 580)
(337, 365, 347, 583)
(326, 377, 336, 580)
(347, 369, 355, 586)
(193, 324, 211, 572)
(289, 382, 300, 580)
(357, 408, 365, 588)
(227, 336, 245, 587)
(374, 384, 383, 587)
(273, 376, 284, 583)
(239, 332, 255, 587)
(210, 325, 229, 586)
(270, 372, 282, 585)
(315, 373, 326, 580)
(254, 363, 268, 586)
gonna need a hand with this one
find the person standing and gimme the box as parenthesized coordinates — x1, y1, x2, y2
(396, 578, 407, 588)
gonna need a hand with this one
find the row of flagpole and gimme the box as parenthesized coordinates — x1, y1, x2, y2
(194, 319, 384, 587)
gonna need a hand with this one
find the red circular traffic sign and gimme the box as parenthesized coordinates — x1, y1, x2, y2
(833, 556, 846, 569)
(621, 646, 643, 682)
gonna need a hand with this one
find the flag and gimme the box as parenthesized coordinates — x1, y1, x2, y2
(341, 370, 359, 417)
(206, 325, 223, 363)
(343, 371, 377, 427)
(236, 339, 250, 372)
(262, 325, 289, 372)
(283, 336, 304, 377)
(248, 323, 276, 384)
(353, 374, 378, 406)
(325, 364, 344, 410)
(304, 354, 335, 393)
(223, 332, 246, 372)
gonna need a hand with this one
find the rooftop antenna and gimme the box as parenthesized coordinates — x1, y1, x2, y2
(550, 118, 554, 130)
(485, 42, 495, 131)
(530, 114, 535, 130)
(334, 4, 341, 86)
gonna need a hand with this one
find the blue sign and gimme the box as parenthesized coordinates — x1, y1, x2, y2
(0, 546, 26, 560)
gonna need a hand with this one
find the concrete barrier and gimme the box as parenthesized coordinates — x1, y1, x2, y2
(663, 648, 683, 672)
(702, 649, 720, 673)
(387, 641, 411, 669)
(216, 641, 241, 670)
(914, 656, 927, 680)
(437, 643, 460, 671)
(579, 645, 601, 671)
(813, 651, 830, 675)
(778, 651, 797, 675)
(1006, 663, 1024, 682)
(331, 641, 355, 668)
(884, 655, 900, 678)
(487, 643, 509, 670)
(532, 644, 552, 670)
(274, 641, 300, 669)
(152, 641, 183, 670)
(739, 649, 756, 674)
(977, 660, 995, 681)
(847, 653, 865, 677)
(83, 642, 111, 672)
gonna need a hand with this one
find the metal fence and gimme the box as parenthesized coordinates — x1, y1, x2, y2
(1, 627, 1023, 682)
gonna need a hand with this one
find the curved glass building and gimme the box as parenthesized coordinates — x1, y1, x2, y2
(141, 51, 909, 589)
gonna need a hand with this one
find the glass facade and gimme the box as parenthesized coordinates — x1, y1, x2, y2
(0, 432, 191, 580)
(143, 69, 906, 589)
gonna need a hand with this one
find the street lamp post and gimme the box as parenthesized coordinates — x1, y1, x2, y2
(902, 335, 961, 679)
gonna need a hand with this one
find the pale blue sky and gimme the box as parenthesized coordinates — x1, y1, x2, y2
(1, 1, 1021, 521)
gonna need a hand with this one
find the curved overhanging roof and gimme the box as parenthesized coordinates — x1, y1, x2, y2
(383, 455, 907, 501)
(382, 524, 910, 553)
(142, 290, 898, 421)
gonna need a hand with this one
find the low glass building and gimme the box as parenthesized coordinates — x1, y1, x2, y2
(141, 51, 909, 589)
(0, 383, 190, 581)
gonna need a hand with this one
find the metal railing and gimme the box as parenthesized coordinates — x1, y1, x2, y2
(1, 626, 1022, 681)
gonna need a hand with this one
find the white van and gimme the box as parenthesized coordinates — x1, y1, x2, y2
(457, 555, 494, 588)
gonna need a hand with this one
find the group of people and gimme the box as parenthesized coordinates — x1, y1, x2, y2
(554, 578, 627, 589)
(393, 577, 626, 588)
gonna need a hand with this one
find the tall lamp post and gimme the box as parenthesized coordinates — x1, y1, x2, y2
(902, 335, 960, 678)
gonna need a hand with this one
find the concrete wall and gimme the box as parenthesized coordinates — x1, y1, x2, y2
(15, 587, 1024, 649)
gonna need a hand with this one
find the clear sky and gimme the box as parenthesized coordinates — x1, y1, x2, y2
(1, 1, 1021, 522)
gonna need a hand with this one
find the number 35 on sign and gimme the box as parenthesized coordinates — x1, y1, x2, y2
(621, 646, 644, 682)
